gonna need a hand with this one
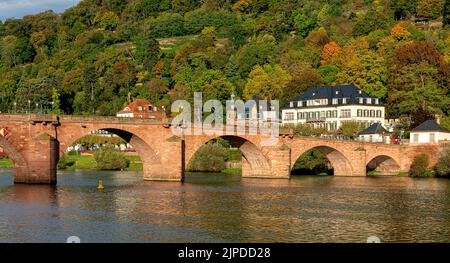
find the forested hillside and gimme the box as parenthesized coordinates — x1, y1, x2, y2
(0, 0, 449, 128)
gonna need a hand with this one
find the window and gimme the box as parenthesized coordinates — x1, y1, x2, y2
(342, 98, 347, 104)
(340, 109, 351, 118)
(138, 106, 143, 111)
(430, 133, 435, 142)
(148, 106, 153, 111)
(284, 112, 294, 121)
(330, 122, 337, 130)
(370, 110, 375, 117)
(320, 111, 326, 118)
(290, 102, 294, 108)
(333, 110, 338, 118)
(245, 107, 251, 119)
(376, 110, 381, 118)
(375, 99, 379, 105)
(367, 98, 372, 104)
(298, 101, 302, 107)
(357, 109, 362, 117)
(414, 134, 419, 143)
(364, 110, 368, 117)
(332, 98, 338, 105)
(359, 98, 364, 104)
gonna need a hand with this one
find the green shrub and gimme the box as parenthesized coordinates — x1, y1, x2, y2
(409, 154, 430, 177)
(436, 145, 450, 177)
(58, 154, 69, 170)
(94, 144, 129, 170)
(189, 142, 225, 172)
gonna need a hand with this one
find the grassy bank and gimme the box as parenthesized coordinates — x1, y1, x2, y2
(61, 154, 143, 171)
(0, 158, 13, 167)
(222, 168, 242, 175)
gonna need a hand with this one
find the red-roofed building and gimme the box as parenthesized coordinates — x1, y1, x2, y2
(116, 99, 163, 120)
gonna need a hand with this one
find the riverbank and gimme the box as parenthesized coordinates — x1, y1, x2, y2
(0, 158, 12, 167)
(0, 156, 243, 174)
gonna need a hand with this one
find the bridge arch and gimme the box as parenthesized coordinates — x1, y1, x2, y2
(0, 137, 29, 177)
(186, 135, 271, 177)
(291, 146, 353, 176)
(58, 127, 163, 179)
(366, 155, 401, 175)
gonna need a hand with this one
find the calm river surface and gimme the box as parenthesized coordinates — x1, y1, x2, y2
(0, 168, 449, 243)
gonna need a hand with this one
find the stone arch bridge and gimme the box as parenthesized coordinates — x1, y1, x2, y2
(0, 114, 443, 184)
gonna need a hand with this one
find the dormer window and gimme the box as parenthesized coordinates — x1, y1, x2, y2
(332, 98, 338, 105)
(342, 98, 347, 104)
(375, 99, 379, 105)
(366, 98, 372, 104)
(290, 102, 294, 108)
(336, 91, 339, 95)
(359, 98, 364, 104)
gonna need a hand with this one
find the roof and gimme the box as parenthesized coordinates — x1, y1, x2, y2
(293, 85, 373, 101)
(359, 123, 388, 135)
(118, 99, 155, 114)
(411, 120, 450, 133)
(285, 85, 380, 109)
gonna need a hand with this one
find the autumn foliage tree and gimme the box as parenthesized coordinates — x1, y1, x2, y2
(321, 41, 342, 65)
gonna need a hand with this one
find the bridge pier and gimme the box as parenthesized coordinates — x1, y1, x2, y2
(241, 146, 291, 179)
(14, 133, 58, 184)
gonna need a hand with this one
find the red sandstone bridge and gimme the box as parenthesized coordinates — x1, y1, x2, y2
(0, 114, 443, 184)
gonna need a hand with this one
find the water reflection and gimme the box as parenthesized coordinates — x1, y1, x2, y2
(0, 168, 449, 243)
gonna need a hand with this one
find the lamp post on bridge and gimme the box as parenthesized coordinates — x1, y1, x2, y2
(28, 100, 31, 115)
(13, 102, 17, 114)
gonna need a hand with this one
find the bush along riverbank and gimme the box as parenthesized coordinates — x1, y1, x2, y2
(57, 145, 143, 171)
(408, 144, 450, 178)
(0, 158, 13, 167)
(188, 141, 243, 174)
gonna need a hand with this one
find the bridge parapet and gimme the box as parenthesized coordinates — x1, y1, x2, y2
(0, 114, 163, 125)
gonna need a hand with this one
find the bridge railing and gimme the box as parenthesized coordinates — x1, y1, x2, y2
(0, 113, 164, 125)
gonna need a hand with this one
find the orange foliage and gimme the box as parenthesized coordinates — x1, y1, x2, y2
(321, 41, 342, 65)
(390, 22, 411, 40)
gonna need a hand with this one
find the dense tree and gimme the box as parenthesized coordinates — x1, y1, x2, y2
(389, 0, 417, 19)
(244, 64, 291, 100)
(147, 12, 185, 37)
(416, 0, 445, 19)
(445, 0, 450, 26)
(353, 7, 395, 37)
(135, 34, 161, 72)
(0, 0, 448, 123)
(234, 34, 277, 78)
(336, 51, 388, 98)
(411, 107, 436, 129)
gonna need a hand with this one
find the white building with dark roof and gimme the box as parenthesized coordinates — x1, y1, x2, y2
(358, 123, 391, 143)
(410, 119, 450, 144)
(282, 85, 385, 130)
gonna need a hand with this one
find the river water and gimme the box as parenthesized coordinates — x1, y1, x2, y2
(0, 168, 449, 243)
